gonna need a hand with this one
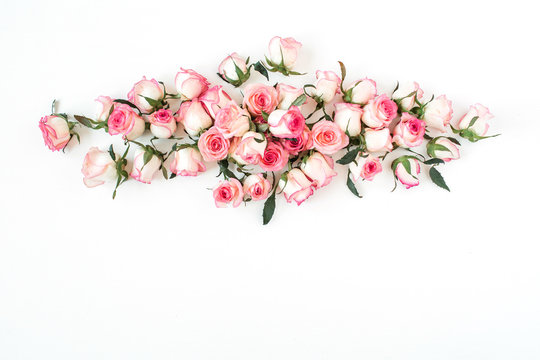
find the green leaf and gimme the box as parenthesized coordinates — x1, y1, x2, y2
(337, 147, 360, 165)
(262, 190, 276, 225)
(74, 115, 96, 128)
(467, 116, 479, 129)
(338, 61, 346, 82)
(447, 137, 461, 146)
(139, 95, 161, 109)
(143, 151, 153, 166)
(108, 145, 115, 161)
(424, 158, 445, 165)
(261, 111, 269, 122)
(254, 61, 269, 80)
(290, 94, 306, 108)
(429, 166, 450, 191)
(346, 171, 362, 198)
(161, 166, 168, 180)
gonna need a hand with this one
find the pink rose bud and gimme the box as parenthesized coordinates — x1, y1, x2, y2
(280, 126, 313, 155)
(259, 141, 289, 172)
(267, 106, 305, 138)
(427, 137, 460, 162)
(149, 109, 177, 139)
(300, 152, 337, 189)
(268, 36, 302, 70)
(242, 83, 279, 116)
(333, 102, 363, 137)
(309, 70, 341, 103)
(200, 85, 234, 119)
(278, 168, 314, 205)
(243, 174, 271, 201)
(343, 78, 377, 105)
(177, 98, 213, 137)
(39, 115, 71, 151)
(393, 156, 421, 189)
(454, 103, 493, 136)
(218, 52, 249, 85)
(233, 131, 267, 165)
(364, 128, 393, 153)
(392, 81, 424, 111)
(197, 126, 230, 162)
(107, 104, 146, 140)
(392, 113, 426, 148)
(81, 147, 117, 188)
(175, 68, 209, 100)
(362, 94, 398, 129)
(127, 76, 164, 113)
(422, 95, 453, 132)
(311, 120, 349, 155)
(170, 147, 206, 176)
(213, 178, 244, 208)
(349, 155, 382, 182)
(214, 103, 251, 139)
(95, 96, 114, 122)
(130, 149, 161, 184)
(276, 83, 305, 110)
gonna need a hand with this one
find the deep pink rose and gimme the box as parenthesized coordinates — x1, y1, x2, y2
(280, 126, 313, 155)
(267, 105, 305, 138)
(393, 113, 426, 148)
(259, 141, 289, 172)
(107, 104, 145, 140)
(349, 155, 382, 182)
(213, 179, 244, 208)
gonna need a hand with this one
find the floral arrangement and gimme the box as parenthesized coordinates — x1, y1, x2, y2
(39, 36, 499, 224)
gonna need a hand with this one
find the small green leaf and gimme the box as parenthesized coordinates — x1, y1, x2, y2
(254, 61, 269, 80)
(262, 190, 276, 225)
(346, 171, 362, 198)
(290, 94, 306, 108)
(467, 116, 479, 129)
(447, 137, 461, 145)
(429, 166, 450, 191)
(74, 115, 96, 128)
(338, 61, 346, 82)
(424, 158, 445, 165)
(140, 95, 161, 109)
(337, 147, 360, 165)
(108, 145, 115, 161)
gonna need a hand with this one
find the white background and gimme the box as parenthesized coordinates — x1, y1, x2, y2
(1, 0, 539, 359)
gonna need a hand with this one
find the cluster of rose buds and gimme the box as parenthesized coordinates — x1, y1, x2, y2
(39, 36, 498, 224)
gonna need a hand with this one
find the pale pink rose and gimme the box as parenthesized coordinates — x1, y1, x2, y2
(107, 104, 145, 140)
(349, 155, 382, 182)
(81, 147, 117, 188)
(39, 115, 71, 151)
(127, 76, 164, 113)
(311, 120, 349, 155)
(300, 152, 337, 189)
(393, 113, 426, 148)
(214, 103, 250, 139)
(95, 96, 114, 121)
(175, 68, 209, 100)
(309, 70, 341, 103)
(428, 137, 460, 162)
(344, 78, 377, 105)
(130, 149, 161, 184)
(197, 126, 230, 161)
(423, 95, 453, 132)
(259, 141, 289, 172)
(243, 174, 271, 201)
(234, 131, 267, 165)
(149, 109, 177, 138)
(177, 98, 213, 136)
(170, 147, 206, 176)
(268, 36, 302, 70)
(278, 168, 314, 205)
(392, 81, 424, 111)
(243, 83, 278, 116)
(333, 102, 363, 136)
(218, 52, 248, 82)
(267, 106, 305, 138)
(276, 83, 305, 110)
(280, 126, 313, 155)
(199, 85, 233, 119)
(213, 178, 244, 208)
(362, 94, 398, 129)
(394, 157, 421, 189)
(454, 103, 493, 136)
(364, 128, 393, 153)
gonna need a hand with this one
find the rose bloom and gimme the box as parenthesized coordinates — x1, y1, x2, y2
(130, 149, 161, 184)
(175, 68, 209, 100)
(349, 154, 382, 182)
(218, 52, 248, 82)
(393, 113, 426, 148)
(333, 102, 363, 136)
(243, 83, 278, 116)
(127, 76, 164, 113)
(243, 174, 271, 201)
(107, 104, 145, 140)
(177, 98, 213, 136)
(170, 147, 206, 176)
(364, 128, 393, 153)
(278, 168, 314, 205)
(344, 78, 377, 105)
(95, 96, 114, 122)
(311, 120, 349, 155)
(259, 141, 289, 172)
(362, 94, 398, 129)
(280, 126, 313, 155)
(214, 103, 250, 139)
(268, 36, 302, 70)
(394, 157, 421, 189)
(200, 85, 233, 119)
(392, 81, 424, 111)
(422, 95, 453, 132)
(213, 179, 244, 208)
(39, 115, 71, 151)
(300, 152, 337, 189)
(276, 83, 305, 110)
(197, 126, 230, 161)
(310, 70, 341, 103)
(149, 109, 177, 138)
(454, 103, 494, 136)
(428, 137, 460, 162)
(81, 147, 117, 188)
(267, 105, 305, 138)
(233, 131, 267, 165)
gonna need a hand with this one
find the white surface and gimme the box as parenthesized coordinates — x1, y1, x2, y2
(1, 0, 539, 359)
